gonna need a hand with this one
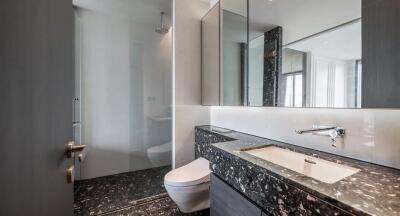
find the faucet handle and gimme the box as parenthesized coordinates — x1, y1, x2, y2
(331, 138, 337, 147)
(329, 130, 339, 140)
(337, 128, 346, 136)
(329, 128, 345, 147)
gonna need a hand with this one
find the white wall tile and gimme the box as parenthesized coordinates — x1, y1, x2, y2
(211, 106, 400, 169)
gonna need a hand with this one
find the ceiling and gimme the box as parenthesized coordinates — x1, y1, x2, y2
(287, 20, 361, 60)
(221, 0, 247, 16)
(73, 0, 172, 26)
(248, 0, 361, 44)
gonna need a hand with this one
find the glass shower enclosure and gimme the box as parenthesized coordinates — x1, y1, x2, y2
(72, 0, 172, 180)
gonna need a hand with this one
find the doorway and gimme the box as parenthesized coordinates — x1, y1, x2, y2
(72, 0, 173, 214)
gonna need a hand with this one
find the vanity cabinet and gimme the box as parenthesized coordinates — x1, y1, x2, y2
(210, 174, 262, 216)
(198, 126, 400, 215)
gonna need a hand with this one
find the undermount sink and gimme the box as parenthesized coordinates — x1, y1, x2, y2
(244, 146, 360, 184)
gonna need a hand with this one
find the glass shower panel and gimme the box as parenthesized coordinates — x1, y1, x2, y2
(73, 0, 172, 180)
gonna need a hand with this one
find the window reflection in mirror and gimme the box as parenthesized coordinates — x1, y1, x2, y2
(248, 0, 362, 108)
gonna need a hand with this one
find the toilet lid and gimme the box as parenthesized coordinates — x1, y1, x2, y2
(147, 142, 172, 154)
(164, 157, 211, 187)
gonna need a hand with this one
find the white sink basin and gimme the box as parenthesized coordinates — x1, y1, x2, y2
(244, 146, 360, 184)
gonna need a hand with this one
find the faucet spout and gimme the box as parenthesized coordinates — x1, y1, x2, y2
(295, 125, 346, 147)
(295, 127, 337, 134)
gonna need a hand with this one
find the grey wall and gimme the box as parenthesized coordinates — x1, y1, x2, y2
(173, 0, 211, 168)
(362, 0, 400, 108)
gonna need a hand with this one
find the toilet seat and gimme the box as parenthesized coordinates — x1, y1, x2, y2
(164, 157, 211, 187)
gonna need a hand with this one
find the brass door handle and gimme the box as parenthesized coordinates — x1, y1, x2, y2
(78, 153, 83, 162)
(66, 141, 86, 158)
(66, 165, 74, 184)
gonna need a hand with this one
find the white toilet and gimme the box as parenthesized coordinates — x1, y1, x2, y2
(164, 157, 211, 213)
(147, 142, 172, 166)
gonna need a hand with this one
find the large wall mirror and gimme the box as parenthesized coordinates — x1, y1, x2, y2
(249, 0, 362, 108)
(202, 0, 400, 108)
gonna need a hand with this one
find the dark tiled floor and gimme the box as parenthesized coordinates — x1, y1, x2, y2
(102, 197, 210, 216)
(74, 166, 171, 215)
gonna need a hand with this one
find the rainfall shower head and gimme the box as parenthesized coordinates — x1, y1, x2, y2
(155, 11, 169, 34)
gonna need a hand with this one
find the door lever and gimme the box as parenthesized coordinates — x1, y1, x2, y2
(66, 141, 86, 158)
(66, 165, 75, 184)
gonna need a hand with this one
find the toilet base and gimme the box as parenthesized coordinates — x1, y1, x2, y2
(165, 182, 210, 213)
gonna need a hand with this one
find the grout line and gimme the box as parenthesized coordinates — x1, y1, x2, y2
(96, 193, 169, 216)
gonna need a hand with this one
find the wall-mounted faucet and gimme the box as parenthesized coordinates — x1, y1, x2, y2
(295, 125, 346, 147)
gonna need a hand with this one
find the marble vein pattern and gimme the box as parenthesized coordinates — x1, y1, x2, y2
(194, 127, 235, 160)
(195, 126, 400, 216)
(74, 166, 170, 216)
(263, 26, 282, 107)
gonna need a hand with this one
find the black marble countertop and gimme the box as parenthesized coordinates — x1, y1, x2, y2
(196, 125, 400, 216)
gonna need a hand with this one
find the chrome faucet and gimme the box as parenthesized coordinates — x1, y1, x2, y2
(295, 125, 345, 147)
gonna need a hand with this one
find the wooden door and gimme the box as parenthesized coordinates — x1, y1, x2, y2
(0, 0, 74, 215)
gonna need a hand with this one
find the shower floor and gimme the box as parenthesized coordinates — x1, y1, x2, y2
(74, 166, 171, 216)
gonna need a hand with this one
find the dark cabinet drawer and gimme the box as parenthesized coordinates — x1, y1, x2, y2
(210, 174, 261, 216)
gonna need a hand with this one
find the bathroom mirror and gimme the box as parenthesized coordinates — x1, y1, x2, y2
(202, 3, 220, 106)
(221, 0, 248, 106)
(248, 0, 362, 108)
(202, 0, 400, 108)
(201, 0, 248, 106)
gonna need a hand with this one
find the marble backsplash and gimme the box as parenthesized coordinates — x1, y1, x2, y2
(210, 106, 400, 169)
